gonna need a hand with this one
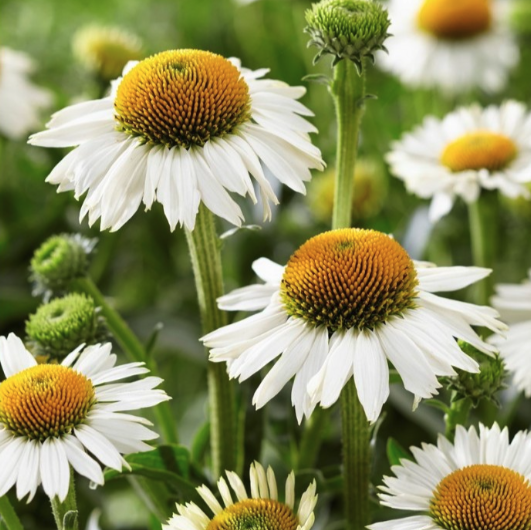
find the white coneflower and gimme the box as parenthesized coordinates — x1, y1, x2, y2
(29, 49, 324, 232)
(0, 48, 51, 140)
(378, 0, 518, 94)
(203, 228, 506, 423)
(0, 333, 170, 501)
(490, 270, 531, 396)
(164, 462, 317, 530)
(370, 423, 531, 530)
(387, 101, 531, 222)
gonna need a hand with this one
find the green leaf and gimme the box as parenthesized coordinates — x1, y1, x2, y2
(386, 438, 411, 466)
(424, 399, 450, 413)
(62, 511, 78, 530)
(191, 423, 210, 465)
(302, 73, 332, 86)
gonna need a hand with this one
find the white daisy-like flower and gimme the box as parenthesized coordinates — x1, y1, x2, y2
(164, 461, 317, 530)
(29, 49, 324, 232)
(0, 333, 170, 502)
(0, 48, 51, 140)
(378, 0, 519, 94)
(202, 228, 507, 423)
(387, 101, 531, 222)
(490, 270, 531, 396)
(369, 423, 531, 530)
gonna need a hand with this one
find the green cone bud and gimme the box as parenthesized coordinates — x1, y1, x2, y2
(442, 341, 506, 407)
(26, 293, 108, 361)
(30, 234, 96, 299)
(305, 0, 391, 70)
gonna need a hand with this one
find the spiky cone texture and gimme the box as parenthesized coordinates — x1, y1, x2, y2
(305, 0, 391, 70)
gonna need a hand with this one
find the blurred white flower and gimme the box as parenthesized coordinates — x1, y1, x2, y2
(378, 0, 518, 94)
(387, 101, 531, 222)
(29, 50, 323, 232)
(203, 228, 506, 423)
(491, 270, 531, 396)
(0, 48, 51, 140)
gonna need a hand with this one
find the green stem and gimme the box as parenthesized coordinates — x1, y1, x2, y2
(70, 277, 178, 445)
(0, 497, 24, 530)
(331, 58, 366, 228)
(341, 380, 370, 530)
(185, 204, 237, 477)
(50, 475, 78, 530)
(468, 194, 497, 306)
(444, 397, 472, 442)
(297, 407, 328, 470)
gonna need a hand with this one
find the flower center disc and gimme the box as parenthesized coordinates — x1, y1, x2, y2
(280, 229, 418, 332)
(0, 364, 95, 441)
(417, 0, 492, 40)
(441, 131, 517, 172)
(430, 464, 531, 530)
(205, 498, 299, 530)
(115, 49, 251, 148)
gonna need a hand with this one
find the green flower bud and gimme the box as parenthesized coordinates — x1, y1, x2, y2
(73, 24, 143, 81)
(26, 293, 108, 362)
(442, 341, 506, 408)
(305, 0, 391, 70)
(30, 234, 96, 299)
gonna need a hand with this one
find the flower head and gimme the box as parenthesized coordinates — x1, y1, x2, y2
(305, 0, 391, 69)
(203, 228, 506, 423)
(377, 0, 518, 94)
(490, 269, 531, 397)
(0, 333, 170, 501)
(387, 101, 531, 222)
(29, 49, 324, 232)
(164, 462, 317, 530)
(30, 234, 96, 299)
(0, 48, 51, 140)
(369, 423, 531, 530)
(26, 293, 108, 362)
(73, 24, 142, 81)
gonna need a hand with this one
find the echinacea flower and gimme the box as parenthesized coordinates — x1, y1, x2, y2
(29, 49, 324, 232)
(0, 333, 170, 502)
(490, 270, 531, 396)
(164, 462, 317, 530)
(0, 48, 51, 140)
(378, 0, 519, 94)
(202, 228, 506, 423)
(387, 101, 531, 222)
(369, 423, 531, 530)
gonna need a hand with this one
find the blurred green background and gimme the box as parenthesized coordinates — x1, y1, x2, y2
(2, 0, 531, 528)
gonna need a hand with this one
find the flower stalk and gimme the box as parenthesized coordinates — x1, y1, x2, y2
(0, 497, 24, 530)
(444, 396, 472, 442)
(185, 204, 237, 478)
(50, 476, 79, 530)
(70, 277, 178, 445)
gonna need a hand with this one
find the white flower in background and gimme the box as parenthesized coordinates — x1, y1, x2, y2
(369, 423, 531, 530)
(378, 0, 518, 94)
(490, 270, 531, 396)
(387, 101, 531, 222)
(164, 462, 317, 530)
(0, 333, 170, 502)
(29, 49, 324, 232)
(0, 48, 51, 140)
(203, 228, 506, 423)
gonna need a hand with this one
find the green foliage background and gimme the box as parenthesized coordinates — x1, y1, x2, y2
(1, 0, 531, 528)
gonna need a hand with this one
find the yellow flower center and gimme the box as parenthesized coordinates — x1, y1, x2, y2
(430, 464, 531, 530)
(114, 49, 251, 148)
(206, 498, 298, 530)
(441, 131, 517, 172)
(0, 364, 95, 441)
(280, 229, 418, 332)
(417, 0, 492, 40)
